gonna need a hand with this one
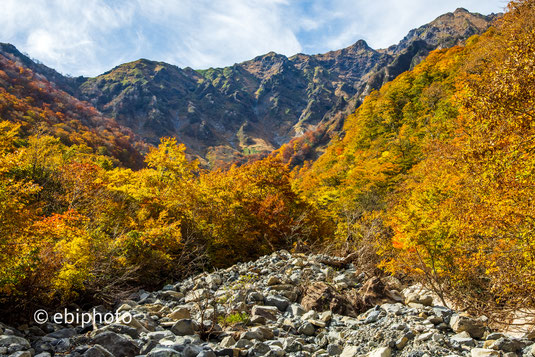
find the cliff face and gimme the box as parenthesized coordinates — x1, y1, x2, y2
(0, 9, 498, 165)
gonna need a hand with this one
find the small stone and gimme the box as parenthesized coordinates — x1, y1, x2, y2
(309, 319, 327, 328)
(327, 343, 343, 355)
(395, 336, 409, 349)
(366, 310, 382, 323)
(405, 293, 433, 306)
(34, 353, 52, 357)
(241, 330, 263, 341)
(161, 291, 184, 301)
(185, 289, 209, 303)
(320, 310, 332, 323)
(147, 330, 175, 341)
(267, 276, 281, 285)
(248, 292, 264, 302)
(298, 322, 315, 336)
(416, 331, 433, 342)
(451, 331, 475, 347)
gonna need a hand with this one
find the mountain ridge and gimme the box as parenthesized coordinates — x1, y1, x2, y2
(0, 8, 499, 166)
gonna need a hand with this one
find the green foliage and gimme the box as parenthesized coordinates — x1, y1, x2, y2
(218, 312, 250, 326)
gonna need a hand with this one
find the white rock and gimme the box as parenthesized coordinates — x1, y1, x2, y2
(470, 348, 500, 357)
(368, 347, 392, 357)
(340, 345, 359, 357)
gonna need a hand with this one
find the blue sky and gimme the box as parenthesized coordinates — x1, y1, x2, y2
(0, 0, 507, 77)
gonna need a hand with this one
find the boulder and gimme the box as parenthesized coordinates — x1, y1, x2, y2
(264, 295, 290, 311)
(91, 331, 139, 357)
(170, 319, 198, 336)
(300, 282, 360, 317)
(450, 314, 487, 339)
(0, 335, 30, 348)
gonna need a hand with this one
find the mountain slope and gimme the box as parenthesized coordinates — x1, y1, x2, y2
(0, 46, 146, 168)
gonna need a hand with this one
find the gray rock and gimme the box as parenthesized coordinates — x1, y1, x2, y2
(183, 344, 202, 357)
(147, 330, 175, 341)
(9, 351, 32, 357)
(98, 323, 140, 339)
(91, 331, 140, 357)
(197, 351, 217, 357)
(289, 304, 305, 317)
(366, 310, 382, 323)
(0, 335, 30, 348)
(147, 347, 182, 357)
(236, 339, 254, 348)
(51, 337, 71, 353)
(242, 330, 263, 341)
(250, 342, 271, 356)
(264, 295, 290, 311)
(487, 337, 524, 352)
(34, 353, 52, 357)
(46, 328, 77, 339)
(327, 343, 343, 355)
(282, 338, 302, 353)
(83, 344, 114, 357)
(220, 336, 236, 348)
(170, 319, 198, 336)
(298, 322, 316, 336)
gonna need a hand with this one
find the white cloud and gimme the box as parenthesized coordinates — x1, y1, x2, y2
(0, 0, 507, 76)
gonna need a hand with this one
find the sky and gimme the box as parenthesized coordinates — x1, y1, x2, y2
(0, 0, 507, 77)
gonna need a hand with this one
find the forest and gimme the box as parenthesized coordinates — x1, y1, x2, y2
(0, 0, 534, 326)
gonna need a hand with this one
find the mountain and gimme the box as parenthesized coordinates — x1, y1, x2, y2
(0, 8, 498, 166)
(0, 43, 146, 168)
